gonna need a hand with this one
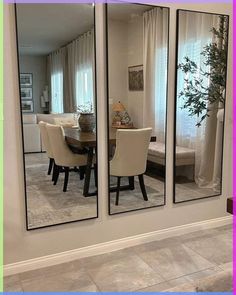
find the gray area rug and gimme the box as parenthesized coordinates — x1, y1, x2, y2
(109, 176, 165, 214)
(25, 153, 165, 228)
(26, 164, 97, 229)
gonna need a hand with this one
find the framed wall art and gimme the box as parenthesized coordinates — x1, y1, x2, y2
(20, 87, 33, 100)
(20, 73, 33, 87)
(128, 65, 143, 91)
(21, 100, 34, 113)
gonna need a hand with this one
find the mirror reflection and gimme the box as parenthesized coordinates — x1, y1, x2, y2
(107, 4, 169, 215)
(16, 4, 98, 229)
(174, 10, 229, 203)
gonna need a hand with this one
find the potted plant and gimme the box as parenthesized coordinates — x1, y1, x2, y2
(177, 15, 228, 127)
(76, 102, 95, 132)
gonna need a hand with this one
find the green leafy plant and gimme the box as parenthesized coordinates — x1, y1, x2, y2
(178, 15, 228, 127)
(76, 102, 93, 114)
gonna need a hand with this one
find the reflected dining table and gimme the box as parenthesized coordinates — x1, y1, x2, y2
(64, 128, 116, 197)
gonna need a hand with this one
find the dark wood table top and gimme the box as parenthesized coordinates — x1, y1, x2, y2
(64, 128, 117, 149)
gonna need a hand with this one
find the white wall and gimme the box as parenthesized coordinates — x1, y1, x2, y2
(127, 16, 144, 128)
(4, 3, 232, 265)
(108, 15, 144, 128)
(108, 19, 128, 123)
(19, 55, 47, 114)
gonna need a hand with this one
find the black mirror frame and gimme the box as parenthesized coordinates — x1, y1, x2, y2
(173, 9, 230, 204)
(105, 3, 170, 216)
(14, 3, 99, 230)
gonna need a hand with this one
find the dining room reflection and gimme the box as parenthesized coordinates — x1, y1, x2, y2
(107, 4, 169, 214)
(174, 10, 229, 203)
(16, 4, 98, 229)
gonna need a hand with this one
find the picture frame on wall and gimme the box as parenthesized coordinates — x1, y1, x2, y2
(128, 65, 144, 91)
(20, 87, 33, 100)
(20, 73, 33, 87)
(21, 100, 34, 113)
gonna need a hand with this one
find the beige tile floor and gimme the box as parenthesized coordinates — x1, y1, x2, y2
(4, 224, 232, 292)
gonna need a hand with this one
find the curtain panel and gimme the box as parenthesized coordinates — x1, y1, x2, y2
(176, 12, 221, 190)
(143, 7, 168, 143)
(48, 29, 94, 114)
(48, 48, 66, 114)
(66, 29, 95, 113)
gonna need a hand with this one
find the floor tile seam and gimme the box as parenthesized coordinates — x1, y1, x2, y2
(19, 268, 48, 284)
(79, 250, 167, 291)
(179, 235, 233, 250)
(19, 263, 84, 287)
(128, 249, 168, 282)
(133, 278, 174, 292)
(19, 268, 98, 292)
(81, 266, 102, 292)
(218, 264, 232, 272)
(19, 279, 27, 292)
(183, 240, 233, 265)
(165, 265, 224, 284)
(180, 241, 219, 265)
(139, 257, 218, 284)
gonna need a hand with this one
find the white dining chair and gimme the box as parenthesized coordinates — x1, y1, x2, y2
(110, 127, 152, 205)
(46, 124, 88, 192)
(38, 121, 54, 176)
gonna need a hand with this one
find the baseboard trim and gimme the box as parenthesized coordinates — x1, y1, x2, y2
(4, 215, 232, 276)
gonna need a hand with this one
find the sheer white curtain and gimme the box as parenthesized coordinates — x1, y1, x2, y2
(177, 12, 220, 189)
(48, 48, 66, 114)
(143, 7, 168, 143)
(67, 30, 95, 111)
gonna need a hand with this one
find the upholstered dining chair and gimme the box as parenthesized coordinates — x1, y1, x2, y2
(46, 124, 88, 192)
(110, 127, 152, 205)
(38, 121, 54, 176)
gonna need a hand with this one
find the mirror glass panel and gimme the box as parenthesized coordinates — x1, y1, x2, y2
(16, 4, 98, 229)
(107, 4, 169, 215)
(174, 10, 229, 203)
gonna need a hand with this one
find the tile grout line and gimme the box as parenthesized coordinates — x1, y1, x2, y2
(5, 225, 232, 292)
(130, 236, 223, 285)
(71, 261, 102, 292)
(180, 234, 231, 268)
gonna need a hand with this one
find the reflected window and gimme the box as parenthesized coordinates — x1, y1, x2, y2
(51, 71, 64, 113)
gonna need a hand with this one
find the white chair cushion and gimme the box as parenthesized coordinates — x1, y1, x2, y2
(148, 142, 195, 160)
(110, 128, 152, 177)
(54, 117, 77, 127)
(23, 124, 41, 153)
(22, 114, 37, 124)
(46, 124, 88, 167)
(37, 113, 75, 124)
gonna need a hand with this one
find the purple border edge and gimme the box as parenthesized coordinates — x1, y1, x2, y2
(3, 0, 233, 3)
(3, 0, 234, 293)
(233, 0, 235, 293)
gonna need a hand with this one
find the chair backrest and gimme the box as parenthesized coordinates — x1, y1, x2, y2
(111, 128, 152, 176)
(54, 117, 77, 128)
(38, 121, 53, 158)
(46, 124, 76, 167)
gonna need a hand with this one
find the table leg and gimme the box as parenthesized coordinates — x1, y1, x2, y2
(83, 147, 94, 197)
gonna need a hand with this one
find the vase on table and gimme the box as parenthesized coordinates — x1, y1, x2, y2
(78, 113, 96, 132)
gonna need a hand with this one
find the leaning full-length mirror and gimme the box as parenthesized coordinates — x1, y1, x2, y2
(174, 10, 229, 203)
(107, 4, 169, 215)
(16, 4, 98, 229)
